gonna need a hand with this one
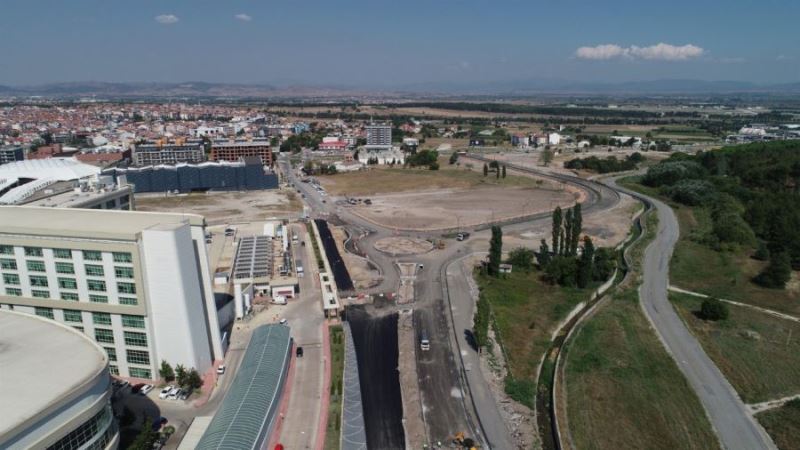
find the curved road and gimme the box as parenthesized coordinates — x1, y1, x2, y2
(609, 179, 777, 450)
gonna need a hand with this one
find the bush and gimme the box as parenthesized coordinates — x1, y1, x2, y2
(507, 247, 536, 272)
(642, 160, 705, 187)
(544, 256, 578, 287)
(754, 252, 792, 289)
(504, 377, 535, 408)
(665, 179, 716, 206)
(699, 298, 729, 321)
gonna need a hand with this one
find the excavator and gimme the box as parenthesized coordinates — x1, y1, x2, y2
(449, 431, 479, 449)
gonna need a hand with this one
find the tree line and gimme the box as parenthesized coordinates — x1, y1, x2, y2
(564, 152, 643, 174)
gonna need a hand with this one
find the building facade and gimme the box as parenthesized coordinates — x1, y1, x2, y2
(0, 310, 119, 450)
(365, 123, 392, 150)
(133, 142, 205, 166)
(210, 139, 272, 165)
(0, 206, 223, 380)
(0, 145, 24, 165)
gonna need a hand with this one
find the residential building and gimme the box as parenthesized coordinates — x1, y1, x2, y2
(0, 206, 224, 380)
(0, 145, 24, 165)
(210, 139, 272, 165)
(365, 123, 392, 151)
(133, 140, 205, 166)
(0, 310, 119, 449)
(318, 139, 348, 151)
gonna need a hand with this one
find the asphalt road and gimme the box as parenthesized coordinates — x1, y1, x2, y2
(611, 180, 777, 450)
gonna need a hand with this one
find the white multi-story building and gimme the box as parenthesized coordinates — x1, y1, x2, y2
(365, 123, 392, 151)
(0, 206, 223, 380)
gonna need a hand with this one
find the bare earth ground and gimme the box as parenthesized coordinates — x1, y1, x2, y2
(329, 225, 381, 291)
(134, 190, 302, 225)
(374, 237, 434, 256)
(349, 185, 576, 231)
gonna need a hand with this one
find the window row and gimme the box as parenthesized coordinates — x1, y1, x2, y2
(0, 246, 132, 263)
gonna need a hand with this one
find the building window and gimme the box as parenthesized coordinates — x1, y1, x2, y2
(63, 309, 83, 323)
(94, 328, 114, 344)
(92, 312, 112, 326)
(104, 347, 117, 362)
(61, 292, 80, 301)
(121, 315, 145, 329)
(114, 266, 134, 279)
(113, 252, 133, 263)
(26, 260, 46, 272)
(29, 275, 48, 287)
(58, 277, 78, 289)
(35, 307, 54, 319)
(24, 247, 43, 257)
(3, 273, 20, 285)
(87, 280, 106, 292)
(83, 250, 102, 261)
(129, 367, 151, 379)
(73, 326, 84, 333)
(105, 200, 117, 209)
(109, 365, 119, 375)
(117, 282, 136, 295)
(123, 331, 148, 347)
(53, 248, 72, 259)
(126, 349, 150, 366)
(119, 297, 138, 306)
(55, 262, 74, 274)
(89, 294, 108, 304)
(85, 264, 104, 277)
(5, 287, 22, 296)
(32, 290, 50, 298)
(0, 258, 17, 270)
(46, 404, 114, 450)
(0, 245, 13, 255)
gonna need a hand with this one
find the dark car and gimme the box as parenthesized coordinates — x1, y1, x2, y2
(296, 346, 304, 357)
(130, 383, 145, 393)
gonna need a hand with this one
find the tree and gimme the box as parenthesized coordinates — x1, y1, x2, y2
(502, 165, 507, 178)
(592, 248, 616, 281)
(507, 247, 535, 272)
(753, 241, 770, 261)
(175, 364, 187, 387)
(128, 416, 158, 450)
(754, 252, 792, 289)
(186, 369, 203, 390)
(563, 207, 573, 256)
(571, 203, 583, 256)
(577, 236, 595, 288)
(159, 361, 175, 382)
(488, 226, 503, 277)
(473, 295, 491, 351)
(540, 148, 554, 166)
(699, 298, 729, 321)
(449, 152, 459, 164)
(552, 207, 563, 256)
(536, 239, 551, 267)
(429, 161, 440, 171)
(544, 256, 577, 286)
(496, 166, 500, 179)
(483, 163, 489, 177)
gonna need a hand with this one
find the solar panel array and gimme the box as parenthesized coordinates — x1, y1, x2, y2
(232, 235, 272, 281)
(195, 324, 292, 450)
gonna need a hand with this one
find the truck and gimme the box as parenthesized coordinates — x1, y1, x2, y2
(420, 331, 430, 351)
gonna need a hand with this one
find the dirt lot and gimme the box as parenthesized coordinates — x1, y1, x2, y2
(135, 190, 302, 225)
(329, 224, 381, 290)
(349, 185, 576, 231)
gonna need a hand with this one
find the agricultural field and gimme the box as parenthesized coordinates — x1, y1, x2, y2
(670, 292, 800, 403)
(563, 290, 719, 450)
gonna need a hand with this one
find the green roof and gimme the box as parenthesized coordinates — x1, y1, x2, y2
(196, 324, 292, 450)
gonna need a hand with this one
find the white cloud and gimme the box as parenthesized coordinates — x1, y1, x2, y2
(234, 13, 252, 22)
(777, 54, 795, 61)
(155, 14, 179, 25)
(575, 43, 704, 61)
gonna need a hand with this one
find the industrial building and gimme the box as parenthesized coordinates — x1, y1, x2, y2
(133, 140, 205, 166)
(0, 206, 223, 380)
(0, 310, 119, 449)
(105, 157, 278, 193)
(210, 139, 273, 165)
(0, 145, 25, 165)
(0, 158, 133, 210)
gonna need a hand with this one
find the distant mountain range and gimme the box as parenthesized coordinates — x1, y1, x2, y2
(0, 79, 799, 99)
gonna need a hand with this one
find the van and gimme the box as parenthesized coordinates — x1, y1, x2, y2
(296, 265, 304, 277)
(420, 332, 430, 351)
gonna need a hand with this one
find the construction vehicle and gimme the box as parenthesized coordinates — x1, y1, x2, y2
(449, 431, 479, 449)
(436, 240, 446, 249)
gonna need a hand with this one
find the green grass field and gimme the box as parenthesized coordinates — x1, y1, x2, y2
(476, 270, 590, 405)
(756, 399, 800, 450)
(564, 289, 720, 450)
(324, 325, 345, 450)
(670, 292, 800, 403)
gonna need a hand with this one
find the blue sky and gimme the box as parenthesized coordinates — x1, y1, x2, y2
(0, 0, 798, 86)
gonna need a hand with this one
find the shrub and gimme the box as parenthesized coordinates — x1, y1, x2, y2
(699, 298, 729, 321)
(504, 377, 535, 408)
(754, 252, 792, 289)
(642, 160, 705, 187)
(665, 179, 716, 206)
(507, 247, 536, 272)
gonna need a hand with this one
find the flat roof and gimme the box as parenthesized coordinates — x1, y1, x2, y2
(232, 235, 273, 282)
(196, 324, 291, 450)
(0, 310, 107, 441)
(0, 205, 205, 241)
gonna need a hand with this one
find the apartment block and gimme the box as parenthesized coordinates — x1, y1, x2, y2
(210, 139, 272, 165)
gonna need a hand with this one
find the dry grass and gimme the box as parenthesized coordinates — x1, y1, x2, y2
(670, 292, 800, 403)
(564, 289, 719, 450)
(756, 400, 800, 450)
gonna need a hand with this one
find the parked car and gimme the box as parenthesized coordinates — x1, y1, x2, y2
(279, 318, 288, 325)
(296, 346, 304, 358)
(158, 386, 174, 399)
(167, 388, 182, 400)
(217, 365, 226, 375)
(130, 383, 145, 393)
(140, 384, 154, 395)
(179, 388, 192, 400)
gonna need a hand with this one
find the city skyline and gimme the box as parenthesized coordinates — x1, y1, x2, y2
(1, 0, 798, 87)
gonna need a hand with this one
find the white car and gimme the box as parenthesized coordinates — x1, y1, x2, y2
(167, 388, 182, 400)
(279, 318, 288, 325)
(158, 386, 174, 399)
(140, 384, 154, 395)
(217, 365, 226, 375)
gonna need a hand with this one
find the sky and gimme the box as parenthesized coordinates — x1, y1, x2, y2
(0, 0, 798, 87)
